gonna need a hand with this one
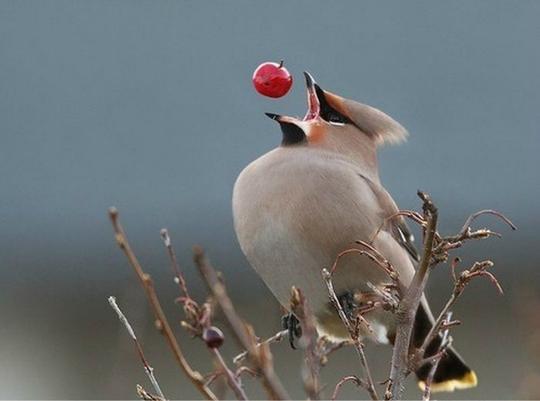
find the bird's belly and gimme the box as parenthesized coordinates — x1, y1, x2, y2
(238, 201, 393, 342)
(233, 153, 402, 342)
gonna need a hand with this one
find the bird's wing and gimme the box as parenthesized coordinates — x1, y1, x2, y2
(359, 174, 420, 262)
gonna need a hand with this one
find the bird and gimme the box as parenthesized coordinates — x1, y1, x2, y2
(232, 71, 477, 393)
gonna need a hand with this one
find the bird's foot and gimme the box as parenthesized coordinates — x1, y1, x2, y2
(281, 312, 302, 349)
(337, 291, 357, 320)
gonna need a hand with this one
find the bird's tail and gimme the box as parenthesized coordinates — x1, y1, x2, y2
(412, 303, 478, 392)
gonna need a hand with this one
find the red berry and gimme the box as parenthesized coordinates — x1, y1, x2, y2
(252, 61, 293, 98)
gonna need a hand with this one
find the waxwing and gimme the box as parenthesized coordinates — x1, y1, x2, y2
(232, 72, 477, 392)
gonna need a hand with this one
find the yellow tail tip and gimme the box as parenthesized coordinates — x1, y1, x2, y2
(418, 370, 478, 393)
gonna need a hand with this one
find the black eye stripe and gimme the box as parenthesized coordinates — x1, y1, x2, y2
(315, 85, 352, 125)
(279, 122, 307, 146)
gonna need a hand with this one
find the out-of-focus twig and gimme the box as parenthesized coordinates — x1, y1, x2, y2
(108, 208, 217, 401)
(193, 246, 289, 400)
(209, 347, 249, 400)
(109, 296, 166, 400)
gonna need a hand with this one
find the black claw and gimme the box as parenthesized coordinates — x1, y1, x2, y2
(337, 292, 356, 320)
(281, 313, 302, 349)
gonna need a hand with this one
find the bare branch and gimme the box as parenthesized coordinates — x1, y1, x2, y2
(109, 296, 166, 400)
(209, 347, 249, 400)
(160, 228, 191, 299)
(233, 330, 288, 365)
(290, 286, 321, 400)
(136, 384, 165, 401)
(108, 208, 217, 401)
(459, 209, 517, 235)
(317, 337, 353, 367)
(323, 268, 379, 400)
(386, 191, 438, 400)
(331, 375, 369, 401)
(421, 313, 453, 401)
(331, 244, 399, 283)
(370, 210, 426, 244)
(193, 246, 289, 400)
(417, 260, 500, 359)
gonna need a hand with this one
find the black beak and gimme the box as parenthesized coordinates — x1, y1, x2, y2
(303, 71, 321, 120)
(265, 113, 306, 146)
(303, 71, 316, 89)
(265, 112, 282, 121)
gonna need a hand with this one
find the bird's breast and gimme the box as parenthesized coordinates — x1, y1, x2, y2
(233, 150, 387, 312)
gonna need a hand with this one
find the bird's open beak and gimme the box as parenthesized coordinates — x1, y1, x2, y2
(265, 71, 322, 124)
(303, 71, 321, 121)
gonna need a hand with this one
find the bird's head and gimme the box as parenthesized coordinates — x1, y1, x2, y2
(266, 72, 408, 154)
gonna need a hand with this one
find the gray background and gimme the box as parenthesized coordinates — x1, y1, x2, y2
(1, 1, 539, 399)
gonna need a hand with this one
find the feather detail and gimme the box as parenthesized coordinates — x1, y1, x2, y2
(343, 99, 408, 146)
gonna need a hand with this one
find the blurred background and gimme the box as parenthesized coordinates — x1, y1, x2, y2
(1, 1, 539, 399)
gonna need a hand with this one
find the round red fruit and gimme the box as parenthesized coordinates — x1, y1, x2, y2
(252, 61, 293, 98)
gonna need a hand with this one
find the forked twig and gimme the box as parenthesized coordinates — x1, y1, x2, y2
(233, 330, 288, 365)
(332, 375, 368, 401)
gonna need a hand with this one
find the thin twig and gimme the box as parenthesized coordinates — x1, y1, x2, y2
(459, 209, 517, 235)
(193, 246, 289, 400)
(290, 286, 321, 400)
(160, 228, 190, 298)
(108, 208, 217, 401)
(233, 330, 288, 365)
(331, 375, 368, 401)
(136, 384, 165, 401)
(370, 210, 426, 244)
(323, 268, 379, 400)
(422, 313, 453, 401)
(210, 348, 249, 400)
(318, 338, 354, 366)
(331, 246, 399, 283)
(109, 296, 166, 400)
(417, 260, 500, 359)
